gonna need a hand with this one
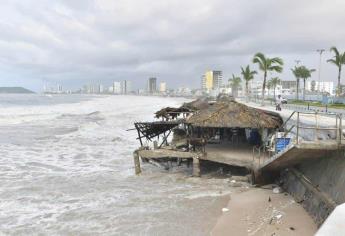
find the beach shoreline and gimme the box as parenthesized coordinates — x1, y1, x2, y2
(211, 187, 317, 236)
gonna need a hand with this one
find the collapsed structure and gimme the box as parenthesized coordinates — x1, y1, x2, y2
(133, 96, 284, 178)
(132, 95, 345, 227)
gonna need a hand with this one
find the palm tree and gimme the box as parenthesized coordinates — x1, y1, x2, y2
(240, 65, 257, 100)
(269, 77, 281, 99)
(229, 74, 242, 98)
(291, 66, 301, 100)
(252, 53, 284, 105)
(266, 80, 272, 98)
(327, 47, 345, 96)
(299, 66, 316, 101)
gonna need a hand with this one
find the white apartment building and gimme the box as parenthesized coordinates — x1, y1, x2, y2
(306, 81, 334, 95)
(249, 81, 283, 97)
(113, 82, 121, 94)
(120, 80, 132, 94)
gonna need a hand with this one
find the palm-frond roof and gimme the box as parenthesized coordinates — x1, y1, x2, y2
(186, 100, 282, 128)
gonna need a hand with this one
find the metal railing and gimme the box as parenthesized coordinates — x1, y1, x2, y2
(253, 111, 344, 167)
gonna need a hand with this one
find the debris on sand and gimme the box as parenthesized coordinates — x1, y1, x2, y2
(273, 187, 283, 194)
(222, 208, 229, 212)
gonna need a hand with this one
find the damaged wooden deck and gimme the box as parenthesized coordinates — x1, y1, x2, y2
(138, 149, 197, 159)
(137, 142, 256, 169)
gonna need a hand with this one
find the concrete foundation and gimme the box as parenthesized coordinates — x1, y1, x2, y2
(133, 150, 141, 175)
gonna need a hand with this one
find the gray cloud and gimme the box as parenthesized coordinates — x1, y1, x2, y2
(0, 0, 345, 91)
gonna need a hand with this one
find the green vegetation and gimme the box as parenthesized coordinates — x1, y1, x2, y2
(291, 66, 301, 100)
(240, 65, 257, 98)
(291, 65, 315, 101)
(229, 74, 242, 98)
(252, 52, 283, 105)
(289, 100, 345, 109)
(327, 46, 345, 96)
(268, 77, 281, 99)
(299, 66, 315, 101)
(236, 46, 345, 106)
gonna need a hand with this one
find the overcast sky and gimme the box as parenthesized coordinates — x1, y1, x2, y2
(1, 0, 345, 91)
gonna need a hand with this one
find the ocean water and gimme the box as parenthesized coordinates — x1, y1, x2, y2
(0, 94, 232, 236)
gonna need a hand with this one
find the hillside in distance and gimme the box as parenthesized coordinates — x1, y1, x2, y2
(0, 87, 35, 94)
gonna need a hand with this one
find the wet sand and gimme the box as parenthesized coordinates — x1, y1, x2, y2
(211, 187, 317, 236)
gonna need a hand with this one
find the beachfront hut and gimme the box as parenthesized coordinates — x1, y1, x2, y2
(155, 107, 192, 120)
(186, 99, 283, 167)
(154, 98, 209, 121)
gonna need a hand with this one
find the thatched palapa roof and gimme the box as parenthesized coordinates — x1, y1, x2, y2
(134, 120, 183, 140)
(155, 98, 209, 119)
(155, 107, 191, 119)
(181, 99, 209, 111)
(186, 100, 282, 128)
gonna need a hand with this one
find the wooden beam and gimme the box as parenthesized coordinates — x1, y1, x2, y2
(159, 129, 172, 148)
(134, 123, 143, 146)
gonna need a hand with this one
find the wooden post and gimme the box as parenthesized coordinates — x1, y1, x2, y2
(133, 150, 141, 175)
(168, 160, 172, 169)
(192, 156, 201, 177)
(135, 123, 143, 147)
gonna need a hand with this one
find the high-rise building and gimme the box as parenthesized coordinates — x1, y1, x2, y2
(57, 84, 63, 93)
(113, 82, 121, 94)
(148, 77, 157, 94)
(99, 84, 104, 93)
(201, 71, 223, 91)
(121, 80, 132, 94)
(108, 86, 114, 93)
(159, 82, 167, 93)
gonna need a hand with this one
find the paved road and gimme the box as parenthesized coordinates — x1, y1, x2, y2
(245, 98, 345, 115)
(238, 99, 340, 128)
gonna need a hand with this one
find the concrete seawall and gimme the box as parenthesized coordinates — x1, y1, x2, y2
(281, 150, 345, 225)
(239, 100, 345, 226)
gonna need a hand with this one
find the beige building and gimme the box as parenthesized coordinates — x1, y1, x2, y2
(159, 82, 167, 93)
(201, 70, 223, 92)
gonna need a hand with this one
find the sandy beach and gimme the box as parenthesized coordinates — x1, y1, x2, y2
(211, 187, 317, 236)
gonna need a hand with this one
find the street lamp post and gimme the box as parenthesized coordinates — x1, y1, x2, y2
(316, 49, 325, 93)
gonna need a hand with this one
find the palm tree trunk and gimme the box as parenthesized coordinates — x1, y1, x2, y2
(338, 66, 342, 96)
(261, 71, 267, 105)
(296, 79, 299, 100)
(303, 79, 306, 101)
(273, 86, 276, 99)
(246, 81, 249, 101)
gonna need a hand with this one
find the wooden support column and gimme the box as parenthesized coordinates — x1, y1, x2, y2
(133, 150, 141, 175)
(134, 123, 143, 147)
(192, 156, 201, 177)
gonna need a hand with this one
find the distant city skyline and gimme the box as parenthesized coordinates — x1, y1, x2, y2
(0, 1, 345, 92)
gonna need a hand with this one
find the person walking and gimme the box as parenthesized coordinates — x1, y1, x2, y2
(276, 95, 283, 111)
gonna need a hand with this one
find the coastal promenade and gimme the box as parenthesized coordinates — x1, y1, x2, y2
(239, 99, 344, 128)
(239, 99, 345, 175)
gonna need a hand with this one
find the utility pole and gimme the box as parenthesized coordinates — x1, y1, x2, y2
(316, 49, 325, 93)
